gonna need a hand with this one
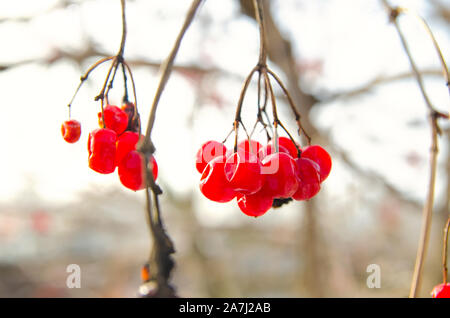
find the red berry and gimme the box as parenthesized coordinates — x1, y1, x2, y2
(224, 151, 264, 195)
(269, 136, 300, 158)
(292, 158, 321, 201)
(199, 155, 236, 203)
(257, 144, 290, 160)
(237, 189, 273, 217)
(431, 283, 450, 298)
(261, 153, 298, 198)
(99, 105, 128, 135)
(238, 139, 263, 156)
(61, 119, 81, 143)
(116, 131, 141, 164)
(118, 151, 158, 191)
(196, 141, 227, 174)
(88, 128, 117, 174)
(301, 145, 332, 182)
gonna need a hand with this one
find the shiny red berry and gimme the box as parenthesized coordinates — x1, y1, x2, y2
(224, 151, 264, 195)
(292, 158, 321, 201)
(238, 139, 263, 156)
(431, 283, 450, 298)
(196, 140, 227, 174)
(98, 105, 128, 135)
(61, 119, 81, 143)
(261, 152, 298, 198)
(237, 189, 273, 217)
(118, 151, 158, 191)
(301, 145, 332, 182)
(116, 131, 141, 164)
(257, 144, 290, 160)
(269, 136, 300, 158)
(88, 128, 117, 174)
(199, 155, 236, 203)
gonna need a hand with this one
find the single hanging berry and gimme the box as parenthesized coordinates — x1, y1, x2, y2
(292, 158, 321, 201)
(88, 128, 117, 174)
(261, 152, 298, 199)
(199, 155, 236, 203)
(224, 150, 264, 195)
(116, 131, 141, 164)
(301, 145, 332, 182)
(61, 119, 81, 143)
(195, 140, 227, 174)
(118, 151, 158, 191)
(237, 188, 273, 217)
(98, 105, 129, 135)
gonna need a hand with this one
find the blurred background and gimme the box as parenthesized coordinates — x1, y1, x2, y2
(0, 0, 449, 297)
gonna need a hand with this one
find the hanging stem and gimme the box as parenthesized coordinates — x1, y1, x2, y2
(443, 217, 450, 284)
(137, 0, 204, 297)
(253, 0, 267, 66)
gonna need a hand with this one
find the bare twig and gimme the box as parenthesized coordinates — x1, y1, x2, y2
(381, 0, 449, 298)
(398, 7, 450, 97)
(443, 217, 450, 284)
(137, 0, 203, 298)
(143, 0, 203, 143)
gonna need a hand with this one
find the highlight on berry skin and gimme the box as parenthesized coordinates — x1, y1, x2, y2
(195, 137, 332, 218)
(431, 283, 450, 298)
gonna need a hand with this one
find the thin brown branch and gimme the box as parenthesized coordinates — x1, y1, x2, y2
(253, 0, 267, 66)
(233, 66, 259, 152)
(266, 69, 311, 145)
(143, 0, 203, 144)
(443, 217, 450, 284)
(399, 7, 450, 97)
(381, 0, 447, 298)
(323, 69, 444, 102)
(137, 0, 203, 298)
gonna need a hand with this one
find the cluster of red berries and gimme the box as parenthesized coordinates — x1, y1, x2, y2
(195, 136, 331, 217)
(431, 283, 450, 298)
(61, 103, 158, 191)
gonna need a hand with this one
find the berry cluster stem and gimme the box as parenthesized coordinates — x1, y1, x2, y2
(231, 0, 310, 156)
(67, 0, 135, 125)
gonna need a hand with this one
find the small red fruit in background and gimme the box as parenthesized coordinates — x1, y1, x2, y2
(261, 152, 298, 198)
(116, 131, 141, 164)
(224, 151, 263, 195)
(292, 158, 321, 201)
(200, 155, 236, 203)
(118, 151, 158, 191)
(237, 190, 273, 217)
(301, 145, 332, 182)
(269, 136, 300, 158)
(88, 128, 117, 174)
(431, 283, 450, 298)
(61, 119, 81, 143)
(99, 105, 129, 135)
(196, 140, 227, 174)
